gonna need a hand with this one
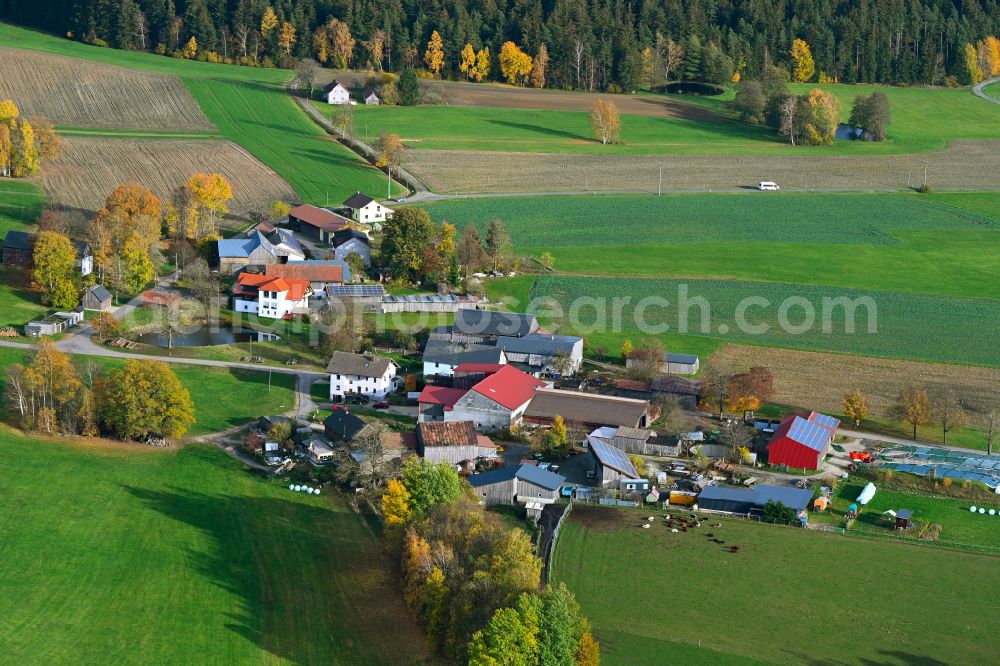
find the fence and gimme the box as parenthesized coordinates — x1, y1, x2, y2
(541, 502, 573, 584)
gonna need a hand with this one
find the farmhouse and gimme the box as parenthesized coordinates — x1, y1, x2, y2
(324, 80, 351, 104)
(323, 406, 372, 443)
(496, 333, 584, 376)
(448, 365, 549, 430)
(767, 411, 841, 471)
(217, 229, 305, 275)
(422, 337, 506, 377)
(331, 228, 372, 266)
(363, 86, 381, 105)
(343, 192, 392, 224)
(288, 204, 352, 243)
(81, 284, 112, 311)
(524, 388, 652, 430)
(417, 421, 497, 470)
(468, 463, 566, 506)
(697, 484, 813, 516)
(626, 350, 700, 375)
(327, 351, 397, 400)
(265, 260, 350, 295)
(232, 272, 311, 318)
(587, 436, 642, 487)
(74, 241, 94, 277)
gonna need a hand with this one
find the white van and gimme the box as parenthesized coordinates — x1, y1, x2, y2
(758, 181, 780, 191)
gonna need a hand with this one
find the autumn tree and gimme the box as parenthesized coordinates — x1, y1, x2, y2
(400, 456, 463, 518)
(95, 360, 195, 440)
(379, 207, 435, 282)
(701, 358, 735, 418)
(726, 366, 774, 416)
(472, 47, 491, 82)
(979, 36, 1000, 78)
(117, 229, 155, 293)
(184, 173, 233, 240)
(893, 385, 932, 439)
(375, 132, 404, 170)
(10, 117, 39, 177)
(90, 311, 120, 340)
(33, 231, 78, 309)
(849, 91, 891, 141)
(620, 339, 633, 359)
(963, 43, 984, 84)
(269, 200, 291, 220)
(382, 478, 414, 527)
(331, 98, 355, 136)
(459, 43, 477, 79)
(27, 117, 62, 160)
(0, 124, 11, 177)
(312, 18, 354, 68)
(457, 224, 485, 275)
(181, 36, 198, 59)
(799, 88, 840, 145)
(590, 99, 621, 145)
(424, 30, 444, 77)
(9, 340, 84, 434)
(791, 38, 816, 82)
(484, 217, 512, 273)
(499, 41, 533, 85)
(843, 390, 869, 426)
(260, 7, 277, 38)
(779, 95, 800, 145)
(363, 30, 386, 70)
(530, 44, 549, 88)
(626, 338, 665, 382)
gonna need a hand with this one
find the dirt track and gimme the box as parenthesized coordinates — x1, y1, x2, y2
(406, 139, 1000, 193)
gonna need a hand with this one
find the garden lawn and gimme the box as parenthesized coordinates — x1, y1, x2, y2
(552, 505, 1000, 665)
(530, 275, 1000, 367)
(0, 347, 296, 436)
(348, 83, 1000, 155)
(0, 180, 45, 236)
(0, 430, 429, 665)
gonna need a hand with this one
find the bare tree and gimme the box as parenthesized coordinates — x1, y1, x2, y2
(573, 40, 585, 89)
(702, 359, 735, 419)
(654, 396, 695, 436)
(983, 408, 998, 456)
(779, 96, 799, 146)
(332, 422, 397, 492)
(933, 389, 968, 446)
(664, 38, 684, 84)
(295, 58, 320, 99)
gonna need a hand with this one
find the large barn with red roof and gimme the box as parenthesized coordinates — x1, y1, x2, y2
(417, 365, 550, 430)
(766, 411, 841, 471)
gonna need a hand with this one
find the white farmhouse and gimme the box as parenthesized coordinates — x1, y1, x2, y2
(327, 351, 398, 400)
(324, 80, 351, 105)
(343, 192, 392, 224)
(232, 272, 311, 319)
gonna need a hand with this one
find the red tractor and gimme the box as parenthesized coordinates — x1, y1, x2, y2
(850, 451, 875, 464)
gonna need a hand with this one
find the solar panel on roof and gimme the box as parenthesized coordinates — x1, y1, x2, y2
(810, 413, 840, 429)
(589, 437, 638, 477)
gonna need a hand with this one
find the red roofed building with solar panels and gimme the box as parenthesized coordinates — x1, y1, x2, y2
(767, 411, 841, 471)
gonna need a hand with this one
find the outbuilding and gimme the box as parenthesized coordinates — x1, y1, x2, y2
(767, 411, 841, 471)
(696, 484, 813, 515)
(82, 284, 113, 311)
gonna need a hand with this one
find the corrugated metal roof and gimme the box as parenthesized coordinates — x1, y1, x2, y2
(468, 465, 518, 487)
(588, 437, 639, 478)
(666, 353, 699, 364)
(527, 389, 649, 428)
(454, 310, 538, 337)
(496, 333, 581, 355)
(515, 463, 566, 491)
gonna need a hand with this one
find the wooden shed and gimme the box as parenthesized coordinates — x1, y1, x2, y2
(82, 285, 113, 311)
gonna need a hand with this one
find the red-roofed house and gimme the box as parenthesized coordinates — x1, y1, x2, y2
(232, 272, 311, 318)
(288, 204, 353, 243)
(451, 365, 549, 430)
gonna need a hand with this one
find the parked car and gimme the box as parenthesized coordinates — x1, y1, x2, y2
(372, 400, 389, 409)
(757, 180, 780, 191)
(549, 464, 560, 473)
(395, 196, 407, 203)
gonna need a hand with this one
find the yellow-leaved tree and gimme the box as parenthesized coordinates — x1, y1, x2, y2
(472, 47, 491, 82)
(843, 389, 869, 427)
(186, 172, 233, 239)
(977, 36, 1000, 78)
(459, 43, 476, 79)
(590, 99, 621, 144)
(260, 7, 278, 36)
(790, 38, 815, 82)
(182, 36, 198, 59)
(278, 21, 296, 57)
(33, 231, 78, 309)
(530, 44, 549, 88)
(499, 41, 532, 85)
(382, 478, 413, 527)
(424, 30, 444, 77)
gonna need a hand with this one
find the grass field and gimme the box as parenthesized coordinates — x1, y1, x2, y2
(41, 135, 295, 214)
(529, 275, 999, 366)
(0, 22, 399, 203)
(0, 181, 48, 326)
(0, 180, 45, 237)
(0, 430, 429, 664)
(0, 46, 215, 130)
(552, 505, 1000, 665)
(349, 81, 1000, 156)
(0, 347, 296, 437)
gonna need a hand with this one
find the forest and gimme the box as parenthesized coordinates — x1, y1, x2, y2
(1, 1, 999, 89)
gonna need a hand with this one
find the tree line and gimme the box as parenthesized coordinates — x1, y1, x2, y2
(3, 1, 1000, 89)
(0, 99, 61, 178)
(4, 339, 195, 440)
(381, 457, 599, 664)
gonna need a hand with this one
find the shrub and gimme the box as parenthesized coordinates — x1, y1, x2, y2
(916, 184, 932, 193)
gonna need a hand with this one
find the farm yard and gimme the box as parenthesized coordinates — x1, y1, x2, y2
(0, 47, 215, 131)
(39, 136, 296, 215)
(0, 431, 429, 665)
(713, 345, 1000, 450)
(552, 505, 1000, 665)
(529, 275, 1000, 367)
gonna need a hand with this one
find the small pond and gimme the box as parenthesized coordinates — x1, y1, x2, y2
(137, 327, 281, 348)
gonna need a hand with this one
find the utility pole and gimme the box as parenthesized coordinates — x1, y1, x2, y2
(922, 160, 929, 188)
(387, 165, 392, 199)
(658, 161, 663, 196)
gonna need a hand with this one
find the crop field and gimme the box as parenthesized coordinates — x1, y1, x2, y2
(713, 344, 1000, 449)
(0, 431, 429, 665)
(187, 78, 403, 204)
(423, 192, 1000, 299)
(553, 505, 1000, 665)
(529, 275, 1000, 366)
(0, 47, 215, 131)
(407, 138, 1000, 193)
(39, 135, 296, 214)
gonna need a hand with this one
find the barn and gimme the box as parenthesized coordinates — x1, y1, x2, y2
(697, 485, 813, 515)
(767, 411, 841, 471)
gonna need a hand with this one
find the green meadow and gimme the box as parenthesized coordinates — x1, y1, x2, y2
(553, 506, 1000, 665)
(0, 431, 429, 664)
(349, 82, 1000, 155)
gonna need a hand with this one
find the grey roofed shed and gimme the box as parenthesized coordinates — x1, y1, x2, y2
(454, 309, 538, 337)
(496, 333, 581, 354)
(515, 463, 566, 491)
(468, 465, 519, 488)
(666, 353, 698, 364)
(697, 484, 812, 514)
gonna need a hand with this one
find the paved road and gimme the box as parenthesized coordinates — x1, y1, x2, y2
(972, 76, 1000, 105)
